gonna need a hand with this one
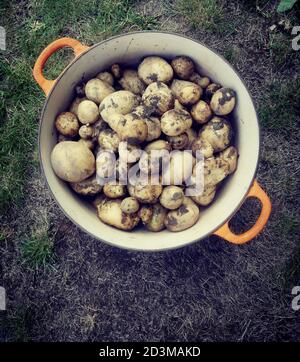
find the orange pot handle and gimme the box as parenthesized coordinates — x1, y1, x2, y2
(214, 179, 271, 244)
(33, 37, 89, 96)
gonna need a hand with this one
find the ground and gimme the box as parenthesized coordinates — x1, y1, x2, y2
(0, 0, 300, 341)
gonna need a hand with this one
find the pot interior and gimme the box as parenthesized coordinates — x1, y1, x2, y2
(39, 32, 259, 251)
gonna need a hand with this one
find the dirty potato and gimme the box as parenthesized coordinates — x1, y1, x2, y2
(171, 79, 202, 105)
(210, 87, 236, 115)
(138, 56, 173, 85)
(142, 81, 174, 115)
(121, 197, 140, 214)
(171, 56, 195, 80)
(191, 100, 212, 124)
(85, 78, 115, 104)
(164, 197, 200, 232)
(96, 71, 114, 86)
(97, 198, 140, 230)
(103, 182, 126, 198)
(159, 186, 184, 210)
(144, 203, 168, 232)
(199, 117, 232, 152)
(99, 90, 139, 123)
(98, 128, 120, 152)
(119, 69, 146, 95)
(55, 112, 79, 137)
(70, 174, 102, 196)
(161, 109, 192, 136)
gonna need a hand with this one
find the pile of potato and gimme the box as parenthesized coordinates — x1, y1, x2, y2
(51, 55, 238, 232)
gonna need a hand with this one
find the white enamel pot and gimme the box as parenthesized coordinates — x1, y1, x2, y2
(33, 32, 271, 251)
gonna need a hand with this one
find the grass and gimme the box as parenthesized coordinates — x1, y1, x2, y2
(0, 309, 29, 342)
(223, 46, 240, 65)
(0, 59, 42, 213)
(269, 32, 295, 67)
(176, 0, 228, 33)
(0, 0, 157, 216)
(20, 231, 55, 270)
(258, 79, 300, 131)
(276, 215, 300, 236)
(18, 0, 157, 59)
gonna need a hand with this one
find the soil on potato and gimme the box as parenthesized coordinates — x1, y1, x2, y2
(1, 0, 300, 341)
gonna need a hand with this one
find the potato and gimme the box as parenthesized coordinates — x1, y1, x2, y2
(96, 150, 116, 178)
(193, 156, 229, 187)
(69, 97, 87, 116)
(119, 69, 146, 95)
(171, 56, 195, 80)
(166, 133, 189, 150)
(191, 184, 216, 206)
(111, 63, 122, 79)
(99, 90, 139, 123)
(142, 81, 174, 115)
(162, 151, 195, 185)
(55, 112, 79, 137)
(191, 138, 214, 158)
(210, 87, 236, 115)
(118, 142, 142, 163)
(96, 71, 114, 86)
(205, 83, 222, 99)
(159, 186, 184, 210)
(164, 197, 199, 232)
(138, 56, 173, 85)
(132, 104, 153, 118)
(78, 138, 95, 150)
(122, 113, 148, 144)
(171, 79, 202, 105)
(70, 174, 102, 196)
(199, 117, 232, 152)
(121, 197, 139, 214)
(140, 149, 170, 176)
(161, 109, 192, 137)
(144, 117, 161, 142)
(207, 157, 230, 185)
(85, 78, 115, 104)
(79, 119, 106, 141)
(77, 100, 99, 124)
(191, 100, 212, 124)
(218, 146, 238, 174)
(130, 179, 163, 204)
(97, 198, 139, 231)
(115, 158, 129, 181)
(144, 139, 172, 153)
(189, 72, 210, 88)
(103, 182, 126, 198)
(139, 151, 161, 175)
(138, 204, 153, 224)
(51, 141, 95, 182)
(132, 106, 161, 142)
(108, 113, 147, 144)
(144, 203, 167, 232)
(98, 128, 120, 152)
(79, 124, 93, 139)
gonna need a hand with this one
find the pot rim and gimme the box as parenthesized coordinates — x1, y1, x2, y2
(38, 30, 261, 252)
